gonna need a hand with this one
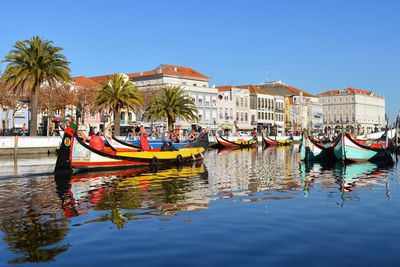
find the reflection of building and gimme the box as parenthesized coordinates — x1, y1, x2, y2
(319, 88, 385, 134)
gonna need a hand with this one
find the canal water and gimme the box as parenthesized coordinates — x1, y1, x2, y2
(1, 145, 400, 266)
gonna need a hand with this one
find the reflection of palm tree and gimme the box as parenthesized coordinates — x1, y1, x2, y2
(0, 172, 70, 264)
(67, 165, 207, 229)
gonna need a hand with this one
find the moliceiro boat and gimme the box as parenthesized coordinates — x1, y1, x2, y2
(215, 134, 257, 148)
(334, 132, 393, 163)
(300, 133, 338, 162)
(55, 126, 205, 172)
(262, 133, 292, 147)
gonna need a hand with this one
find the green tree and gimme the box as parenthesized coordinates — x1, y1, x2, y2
(144, 86, 198, 130)
(95, 73, 143, 136)
(1, 36, 71, 136)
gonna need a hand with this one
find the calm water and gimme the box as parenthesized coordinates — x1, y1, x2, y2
(1, 146, 400, 266)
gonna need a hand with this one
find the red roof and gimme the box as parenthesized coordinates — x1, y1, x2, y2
(319, 87, 373, 96)
(286, 85, 313, 97)
(88, 74, 117, 85)
(73, 76, 101, 87)
(237, 84, 269, 95)
(345, 87, 372, 95)
(216, 85, 235, 91)
(128, 64, 209, 80)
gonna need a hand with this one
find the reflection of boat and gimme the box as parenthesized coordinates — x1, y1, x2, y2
(262, 133, 291, 147)
(55, 126, 206, 172)
(300, 132, 338, 162)
(334, 132, 393, 163)
(334, 162, 385, 193)
(215, 134, 257, 148)
(54, 162, 208, 222)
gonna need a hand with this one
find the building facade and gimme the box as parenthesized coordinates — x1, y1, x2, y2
(319, 88, 385, 134)
(216, 86, 253, 131)
(105, 64, 220, 130)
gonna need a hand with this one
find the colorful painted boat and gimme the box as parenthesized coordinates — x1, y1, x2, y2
(300, 133, 338, 162)
(262, 133, 292, 147)
(334, 132, 392, 163)
(55, 126, 205, 172)
(215, 134, 257, 148)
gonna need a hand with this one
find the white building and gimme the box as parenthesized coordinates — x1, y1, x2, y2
(257, 81, 320, 134)
(240, 85, 285, 135)
(319, 87, 385, 134)
(285, 94, 323, 133)
(127, 64, 218, 130)
(216, 86, 253, 131)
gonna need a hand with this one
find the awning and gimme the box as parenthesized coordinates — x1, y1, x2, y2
(236, 125, 255, 130)
(219, 122, 234, 130)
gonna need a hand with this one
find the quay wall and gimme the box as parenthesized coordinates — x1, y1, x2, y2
(0, 136, 62, 156)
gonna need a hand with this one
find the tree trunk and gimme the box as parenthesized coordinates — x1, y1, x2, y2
(114, 108, 121, 136)
(12, 111, 15, 130)
(30, 85, 39, 136)
(5, 109, 9, 130)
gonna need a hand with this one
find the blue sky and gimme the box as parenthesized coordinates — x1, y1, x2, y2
(1, 0, 399, 119)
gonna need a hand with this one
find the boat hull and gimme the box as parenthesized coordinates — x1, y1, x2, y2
(334, 133, 392, 163)
(55, 127, 205, 172)
(215, 134, 257, 148)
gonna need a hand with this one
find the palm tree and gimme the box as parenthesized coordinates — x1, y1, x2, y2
(95, 73, 143, 136)
(144, 86, 198, 130)
(1, 36, 71, 136)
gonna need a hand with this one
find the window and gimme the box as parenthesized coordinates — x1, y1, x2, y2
(240, 112, 244, 121)
(212, 110, 217, 120)
(212, 96, 217, 106)
(245, 113, 248, 122)
(258, 112, 261, 120)
(205, 110, 210, 120)
(205, 95, 211, 106)
(236, 112, 239, 120)
(244, 97, 248, 107)
(198, 96, 203, 105)
(193, 83, 197, 87)
(240, 97, 244, 107)
(237, 98, 240, 107)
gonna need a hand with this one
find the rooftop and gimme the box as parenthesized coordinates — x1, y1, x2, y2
(128, 64, 209, 80)
(73, 76, 101, 87)
(319, 87, 382, 97)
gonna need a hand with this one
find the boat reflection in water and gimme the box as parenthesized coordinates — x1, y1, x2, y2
(55, 161, 208, 229)
(299, 160, 391, 203)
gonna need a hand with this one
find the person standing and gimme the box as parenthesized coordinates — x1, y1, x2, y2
(21, 123, 26, 136)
